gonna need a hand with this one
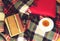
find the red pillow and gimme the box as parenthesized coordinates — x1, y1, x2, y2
(29, 0, 56, 18)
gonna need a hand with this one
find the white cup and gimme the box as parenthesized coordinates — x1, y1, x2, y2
(35, 18, 54, 36)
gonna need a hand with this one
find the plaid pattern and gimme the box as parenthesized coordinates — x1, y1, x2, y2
(0, 0, 5, 33)
(3, 0, 33, 17)
(18, 14, 60, 41)
(18, 20, 60, 41)
(3, 0, 18, 16)
(0, 0, 60, 41)
(14, 0, 34, 14)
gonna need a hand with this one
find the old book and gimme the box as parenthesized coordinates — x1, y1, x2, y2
(5, 14, 24, 37)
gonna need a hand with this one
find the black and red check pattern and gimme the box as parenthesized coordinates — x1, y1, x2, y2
(3, 0, 18, 17)
(3, 0, 33, 17)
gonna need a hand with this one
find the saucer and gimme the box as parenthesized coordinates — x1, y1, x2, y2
(38, 18, 54, 32)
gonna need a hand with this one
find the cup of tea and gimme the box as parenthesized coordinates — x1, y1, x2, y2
(35, 18, 54, 36)
(38, 17, 54, 32)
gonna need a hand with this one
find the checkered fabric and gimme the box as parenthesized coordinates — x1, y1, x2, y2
(3, 0, 33, 17)
(3, 0, 19, 17)
(0, 0, 5, 33)
(19, 14, 60, 41)
(0, 0, 60, 41)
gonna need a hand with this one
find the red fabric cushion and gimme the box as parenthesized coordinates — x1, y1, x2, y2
(29, 0, 56, 18)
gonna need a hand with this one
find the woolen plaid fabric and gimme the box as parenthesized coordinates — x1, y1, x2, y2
(14, 0, 34, 15)
(0, 0, 60, 41)
(17, 13, 60, 41)
(3, 0, 19, 17)
(19, 15, 60, 41)
(3, 0, 33, 17)
(0, 0, 5, 33)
